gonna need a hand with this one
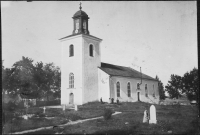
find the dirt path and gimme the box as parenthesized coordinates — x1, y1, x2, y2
(11, 112, 122, 134)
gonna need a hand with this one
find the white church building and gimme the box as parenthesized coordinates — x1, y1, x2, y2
(60, 5, 160, 105)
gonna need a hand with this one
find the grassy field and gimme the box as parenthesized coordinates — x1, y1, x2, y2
(3, 101, 200, 134)
(3, 103, 105, 134)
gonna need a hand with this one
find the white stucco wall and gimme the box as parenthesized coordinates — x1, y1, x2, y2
(61, 35, 83, 105)
(98, 69, 110, 103)
(82, 35, 102, 104)
(61, 34, 102, 105)
(110, 76, 159, 104)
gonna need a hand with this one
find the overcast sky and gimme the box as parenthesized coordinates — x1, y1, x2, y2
(2, 1, 197, 86)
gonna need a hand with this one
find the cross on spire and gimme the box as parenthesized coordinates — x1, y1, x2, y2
(79, 2, 82, 10)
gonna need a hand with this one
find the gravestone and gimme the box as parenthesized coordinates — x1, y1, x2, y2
(100, 97, 103, 103)
(111, 98, 114, 104)
(116, 99, 119, 104)
(75, 105, 78, 111)
(149, 105, 157, 124)
(22, 115, 28, 120)
(62, 104, 66, 111)
(143, 110, 149, 123)
(43, 106, 46, 113)
(109, 98, 112, 104)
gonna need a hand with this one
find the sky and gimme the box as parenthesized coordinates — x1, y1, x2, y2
(2, 1, 197, 86)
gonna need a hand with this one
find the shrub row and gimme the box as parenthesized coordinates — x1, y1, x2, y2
(35, 100, 61, 107)
(3, 102, 24, 111)
(3, 100, 61, 112)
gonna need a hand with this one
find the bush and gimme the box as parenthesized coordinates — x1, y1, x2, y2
(38, 113, 46, 117)
(3, 101, 25, 112)
(3, 102, 17, 112)
(103, 108, 113, 120)
(27, 107, 43, 114)
(36, 100, 61, 107)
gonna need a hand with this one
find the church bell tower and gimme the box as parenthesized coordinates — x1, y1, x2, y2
(60, 3, 102, 105)
(72, 3, 90, 35)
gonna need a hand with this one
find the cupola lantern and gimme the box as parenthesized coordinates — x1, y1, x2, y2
(72, 3, 90, 35)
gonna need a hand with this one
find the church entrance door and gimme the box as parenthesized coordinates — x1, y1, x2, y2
(137, 92, 140, 101)
(69, 93, 74, 104)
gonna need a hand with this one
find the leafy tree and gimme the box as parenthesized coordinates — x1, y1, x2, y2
(11, 56, 35, 95)
(165, 74, 182, 99)
(52, 66, 61, 99)
(182, 68, 198, 101)
(32, 62, 46, 99)
(2, 68, 12, 94)
(2, 57, 61, 101)
(155, 75, 166, 100)
(42, 63, 61, 101)
(32, 62, 61, 101)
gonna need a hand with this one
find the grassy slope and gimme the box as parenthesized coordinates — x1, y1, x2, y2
(61, 102, 199, 134)
(26, 102, 199, 135)
(3, 103, 105, 133)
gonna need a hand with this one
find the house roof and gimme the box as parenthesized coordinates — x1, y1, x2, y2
(99, 62, 157, 81)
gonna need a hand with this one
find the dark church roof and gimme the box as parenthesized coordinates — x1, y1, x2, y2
(99, 62, 157, 81)
(73, 10, 89, 18)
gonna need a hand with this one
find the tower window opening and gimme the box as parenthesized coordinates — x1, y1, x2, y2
(89, 44, 93, 57)
(69, 45, 74, 57)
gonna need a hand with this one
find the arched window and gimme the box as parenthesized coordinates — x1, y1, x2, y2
(69, 45, 74, 57)
(145, 84, 148, 97)
(89, 44, 93, 57)
(69, 73, 74, 88)
(127, 82, 131, 97)
(117, 82, 120, 97)
(137, 83, 140, 89)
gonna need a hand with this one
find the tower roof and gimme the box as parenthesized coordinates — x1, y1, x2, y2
(73, 2, 89, 19)
(73, 10, 88, 18)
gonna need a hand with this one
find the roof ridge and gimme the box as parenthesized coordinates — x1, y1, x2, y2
(128, 67, 156, 80)
(100, 62, 157, 81)
(101, 62, 131, 69)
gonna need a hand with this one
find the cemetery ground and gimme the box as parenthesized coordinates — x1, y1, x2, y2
(3, 102, 200, 134)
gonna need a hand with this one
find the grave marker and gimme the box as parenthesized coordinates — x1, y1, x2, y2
(43, 106, 46, 113)
(75, 105, 78, 111)
(116, 98, 119, 104)
(62, 104, 66, 111)
(143, 110, 149, 123)
(111, 98, 114, 104)
(149, 105, 157, 124)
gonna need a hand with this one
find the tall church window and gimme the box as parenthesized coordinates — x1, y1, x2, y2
(69, 73, 74, 88)
(145, 84, 148, 97)
(152, 84, 155, 97)
(69, 45, 74, 57)
(127, 82, 131, 97)
(89, 44, 93, 57)
(117, 82, 120, 97)
(137, 83, 140, 89)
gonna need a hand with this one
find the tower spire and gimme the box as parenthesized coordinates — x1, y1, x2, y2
(79, 2, 82, 10)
